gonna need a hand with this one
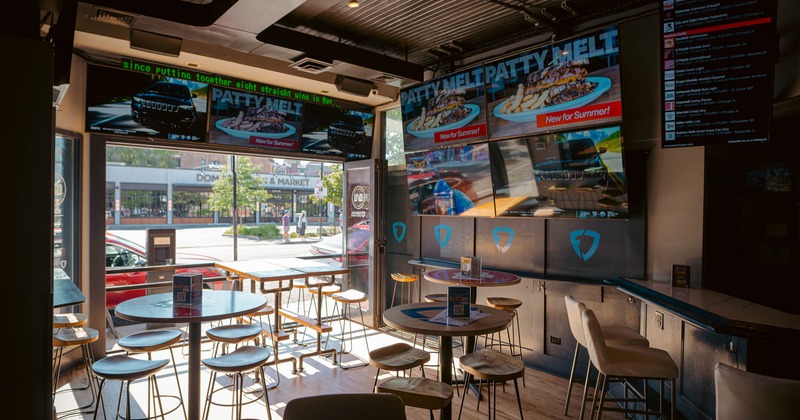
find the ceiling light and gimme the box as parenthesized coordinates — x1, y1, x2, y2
(347, 1, 360, 8)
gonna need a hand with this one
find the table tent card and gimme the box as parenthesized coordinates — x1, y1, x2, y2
(173, 272, 203, 307)
(447, 285, 471, 319)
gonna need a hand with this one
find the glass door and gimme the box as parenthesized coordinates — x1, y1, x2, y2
(343, 159, 384, 327)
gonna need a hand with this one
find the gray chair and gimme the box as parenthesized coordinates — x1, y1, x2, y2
(283, 393, 407, 420)
(715, 362, 800, 420)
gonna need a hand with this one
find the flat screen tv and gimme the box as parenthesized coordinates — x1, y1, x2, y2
(85, 64, 208, 142)
(208, 86, 303, 152)
(405, 142, 495, 217)
(490, 125, 628, 219)
(483, 25, 622, 140)
(301, 103, 374, 160)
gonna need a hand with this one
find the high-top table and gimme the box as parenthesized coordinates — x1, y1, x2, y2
(115, 290, 266, 420)
(383, 302, 514, 420)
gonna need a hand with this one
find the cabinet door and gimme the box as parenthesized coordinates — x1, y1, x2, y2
(682, 323, 741, 419)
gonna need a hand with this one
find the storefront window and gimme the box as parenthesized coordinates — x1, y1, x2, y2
(383, 108, 405, 170)
(119, 186, 167, 218)
(172, 188, 213, 218)
(54, 135, 80, 281)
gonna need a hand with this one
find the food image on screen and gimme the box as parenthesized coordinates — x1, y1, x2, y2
(496, 60, 601, 115)
(489, 125, 628, 219)
(209, 87, 302, 151)
(86, 64, 208, 142)
(408, 89, 478, 134)
(405, 143, 495, 217)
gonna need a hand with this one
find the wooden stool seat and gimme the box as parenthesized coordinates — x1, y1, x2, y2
(202, 345, 271, 374)
(309, 284, 342, 296)
(424, 294, 448, 303)
(53, 312, 88, 328)
(459, 348, 525, 382)
(202, 346, 273, 419)
(92, 355, 169, 382)
(377, 377, 454, 410)
(369, 343, 430, 371)
(250, 305, 275, 317)
(206, 324, 262, 345)
(53, 326, 99, 347)
(391, 273, 419, 283)
(486, 297, 522, 310)
(117, 330, 182, 353)
(331, 289, 367, 304)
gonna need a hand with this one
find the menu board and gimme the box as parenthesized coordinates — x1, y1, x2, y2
(400, 64, 487, 153)
(660, 0, 776, 148)
(208, 86, 303, 152)
(483, 25, 622, 140)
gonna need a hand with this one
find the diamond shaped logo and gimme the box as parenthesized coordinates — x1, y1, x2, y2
(491, 226, 515, 254)
(570, 229, 601, 261)
(392, 221, 406, 243)
(434, 224, 451, 248)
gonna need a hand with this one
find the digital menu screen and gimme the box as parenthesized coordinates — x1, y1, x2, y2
(86, 64, 208, 142)
(405, 143, 495, 217)
(483, 25, 622, 140)
(399, 64, 487, 153)
(660, 0, 776, 148)
(301, 103, 374, 159)
(489, 125, 628, 219)
(208, 86, 303, 152)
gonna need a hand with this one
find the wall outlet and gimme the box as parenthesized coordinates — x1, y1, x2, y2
(549, 335, 561, 345)
(655, 311, 664, 330)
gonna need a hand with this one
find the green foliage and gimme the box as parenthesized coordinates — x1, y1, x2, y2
(106, 145, 180, 168)
(225, 223, 281, 239)
(309, 164, 343, 207)
(208, 156, 271, 217)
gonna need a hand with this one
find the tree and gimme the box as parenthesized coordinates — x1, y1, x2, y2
(106, 145, 180, 168)
(384, 108, 407, 167)
(208, 156, 270, 223)
(309, 164, 342, 207)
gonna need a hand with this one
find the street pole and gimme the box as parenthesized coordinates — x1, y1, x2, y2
(231, 155, 238, 261)
(319, 162, 324, 238)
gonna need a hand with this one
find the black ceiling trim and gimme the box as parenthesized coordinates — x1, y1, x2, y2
(81, 0, 238, 27)
(256, 25, 425, 82)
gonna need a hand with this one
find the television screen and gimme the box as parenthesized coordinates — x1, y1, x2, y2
(399, 64, 487, 153)
(483, 25, 622, 140)
(301, 103, 374, 160)
(490, 125, 628, 219)
(208, 86, 303, 152)
(405, 143, 495, 217)
(85, 64, 208, 142)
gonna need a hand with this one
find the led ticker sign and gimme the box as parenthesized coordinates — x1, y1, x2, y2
(121, 58, 355, 109)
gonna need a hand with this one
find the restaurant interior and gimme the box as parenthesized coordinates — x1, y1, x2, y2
(3, 0, 800, 419)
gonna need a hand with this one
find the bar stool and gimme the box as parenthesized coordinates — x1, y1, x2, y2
(457, 348, 525, 420)
(53, 326, 99, 416)
(91, 355, 170, 420)
(484, 297, 525, 386)
(287, 278, 312, 316)
(117, 330, 186, 419)
(202, 345, 272, 420)
(715, 362, 800, 420)
(54, 312, 89, 329)
(308, 283, 342, 321)
(368, 343, 430, 391)
(377, 376, 454, 420)
(330, 289, 370, 369)
(390, 273, 418, 307)
(246, 305, 282, 390)
(581, 308, 678, 420)
(563, 295, 649, 418)
(205, 323, 263, 357)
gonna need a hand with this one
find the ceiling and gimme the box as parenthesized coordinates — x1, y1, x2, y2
(58, 0, 658, 106)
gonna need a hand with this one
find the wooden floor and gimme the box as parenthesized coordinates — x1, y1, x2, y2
(55, 311, 626, 419)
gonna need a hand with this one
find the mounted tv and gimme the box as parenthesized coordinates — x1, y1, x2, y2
(85, 64, 208, 142)
(405, 142, 495, 217)
(301, 103, 374, 160)
(489, 125, 628, 219)
(483, 25, 622, 140)
(400, 64, 487, 153)
(208, 86, 303, 152)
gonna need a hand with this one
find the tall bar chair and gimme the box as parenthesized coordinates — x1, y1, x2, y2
(563, 295, 649, 418)
(715, 362, 800, 420)
(457, 348, 525, 420)
(330, 288, 371, 369)
(390, 273, 419, 307)
(484, 296, 525, 387)
(581, 308, 678, 420)
(91, 354, 170, 420)
(202, 345, 273, 420)
(53, 326, 100, 416)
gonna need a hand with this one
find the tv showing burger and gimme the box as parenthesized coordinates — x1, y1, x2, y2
(484, 25, 622, 140)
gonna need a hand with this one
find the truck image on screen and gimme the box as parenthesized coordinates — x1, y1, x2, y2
(131, 81, 198, 129)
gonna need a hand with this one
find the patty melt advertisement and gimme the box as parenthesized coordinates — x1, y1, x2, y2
(400, 65, 487, 153)
(208, 87, 303, 151)
(484, 25, 622, 139)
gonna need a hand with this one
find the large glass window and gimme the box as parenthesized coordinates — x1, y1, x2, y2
(119, 186, 167, 218)
(172, 188, 213, 218)
(384, 108, 405, 169)
(54, 135, 80, 280)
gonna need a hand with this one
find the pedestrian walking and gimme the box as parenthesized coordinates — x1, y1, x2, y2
(297, 210, 307, 241)
(282, 209, 291, 242)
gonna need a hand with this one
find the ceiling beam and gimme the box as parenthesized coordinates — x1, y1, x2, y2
(256, 25, 425, 82)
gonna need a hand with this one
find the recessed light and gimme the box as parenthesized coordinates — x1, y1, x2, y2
(348, 1, 360, 8)
(187, 62, 200, 68)
(321, 90, 330, 94)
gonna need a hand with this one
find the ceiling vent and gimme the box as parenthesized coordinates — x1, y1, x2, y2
(371, 73, 403, 86)
(89, 7, 137, 27)
(289, 56, 336, 74)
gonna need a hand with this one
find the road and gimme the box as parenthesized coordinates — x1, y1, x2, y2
(108, 226, 334, 262)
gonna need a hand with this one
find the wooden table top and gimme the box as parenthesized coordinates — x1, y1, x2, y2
(383, 302, 513, 337)
(114, 290, 266, 324)
(215, 260, 308, 282)
(423, 268, 521, 288)
(270, 257, 350, 277)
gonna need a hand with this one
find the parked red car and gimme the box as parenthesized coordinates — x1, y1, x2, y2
(105, 232, 226, 309)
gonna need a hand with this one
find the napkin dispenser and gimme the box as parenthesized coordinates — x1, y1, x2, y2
(173, 272, 203, 307)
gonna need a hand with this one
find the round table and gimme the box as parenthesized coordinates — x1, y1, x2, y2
(383, 302, 514, 419)
(423, 268, 521, 289)
(115, 290, 267, 420)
